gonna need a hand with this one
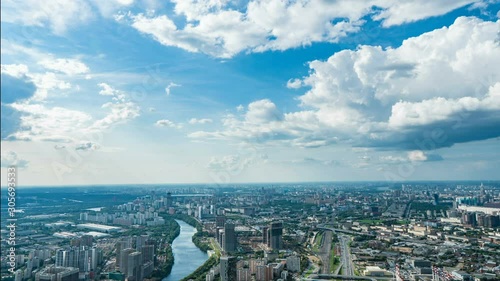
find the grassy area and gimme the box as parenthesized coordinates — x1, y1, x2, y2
(329, 240, 340, 273)
(357, 219, 383, 225)
(329, 251, 340, 273)
(312, 231, 324, 253)
(225, 213, 244, 219)
(209, 238, 221, 257)
(411, 202, 452, 212)
(304, 267, 314, 278)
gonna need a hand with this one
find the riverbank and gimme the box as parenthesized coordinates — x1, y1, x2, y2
(171, 214, 213, 253)
(168, 214, 221, 281)
(148, 217, 180, 280)
(179, 255, 219, 281)
(163, 219, 209, 281)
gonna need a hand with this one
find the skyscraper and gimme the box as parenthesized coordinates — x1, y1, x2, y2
(55, 248, 79, 268)
(119, 248, 134, 274)
(433, 194, 440, 205)
(268, 222, 283, 250)
(223, 223, 236, 252)
(141, 245, 154, 264)
(166, 192, 173, 208)
(78, 247, 90, 272)
(135, 235, 149, 250)
(216, 215, 226, 228)
(90, 247, 102, 271)
(126, 252, 143, 281)
(55, 249, 66, 267)
(220, 256, 237, 281)
(115, 242, 125, 269)
(262, 226, 269, 245)
(74, 246, 101, 273)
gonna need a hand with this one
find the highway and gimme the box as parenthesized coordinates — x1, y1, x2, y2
(317, 225, 375, 237)
(339, 235, 355, 279)
(317, 225, 358, 280)
(304, 274, 377, 281)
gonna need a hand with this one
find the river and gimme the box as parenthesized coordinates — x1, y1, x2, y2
(163, 220, 209, 281)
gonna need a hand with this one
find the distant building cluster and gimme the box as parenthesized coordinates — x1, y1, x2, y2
(79, 210, 165, 227)
(2, 182, 500, 281)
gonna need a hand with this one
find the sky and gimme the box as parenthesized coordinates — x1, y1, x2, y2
(1, 0, 500, 186)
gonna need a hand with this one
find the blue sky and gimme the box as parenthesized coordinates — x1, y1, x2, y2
(1, 0, 500, 186)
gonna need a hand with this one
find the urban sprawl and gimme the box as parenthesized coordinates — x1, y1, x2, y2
(1, 182, 499, 281)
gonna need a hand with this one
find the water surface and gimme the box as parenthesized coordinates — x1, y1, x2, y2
(163, 220, 208, 281)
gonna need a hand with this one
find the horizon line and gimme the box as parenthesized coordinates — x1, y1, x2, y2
(1, 179, 499, 189)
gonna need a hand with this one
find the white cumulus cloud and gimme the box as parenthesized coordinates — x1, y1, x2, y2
(126, 0, 491, 58)
(1, 0, 94, 35)
(39, 58, 90, 75)
(6, 82, 140, 143)
(156, 119, 182, 129)
(286, 78, 302, 89)
(189, 118, 213, 125)
(1, 64, 29, 78)
(190, 17, 500, 150)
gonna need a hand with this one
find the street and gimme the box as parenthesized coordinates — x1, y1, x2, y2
(339, 235, 355, 278)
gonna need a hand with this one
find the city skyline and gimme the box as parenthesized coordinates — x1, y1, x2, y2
(1, 0, 500, 186)
(1, 182, 499, 280)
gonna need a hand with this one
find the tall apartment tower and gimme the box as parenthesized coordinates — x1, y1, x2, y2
(141, 245, 154, 264)
(115, 241, 125, 268)
(119, 248, 134, 274)
(55, 247, 79, 268)
(216, 215, 226, 228)
(135, 235, 149, 250)
(220, 256, 237, 281)
(78, 247, 90, 272)
(166, 192, 173, 208)
(127, 252, 143, 281)
(268, 222, 283, 250)
(262, 226, 269, 245)
(223, 223, 236, 252)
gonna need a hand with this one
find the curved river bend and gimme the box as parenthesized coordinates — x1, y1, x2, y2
(163, 220, 208, 281)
